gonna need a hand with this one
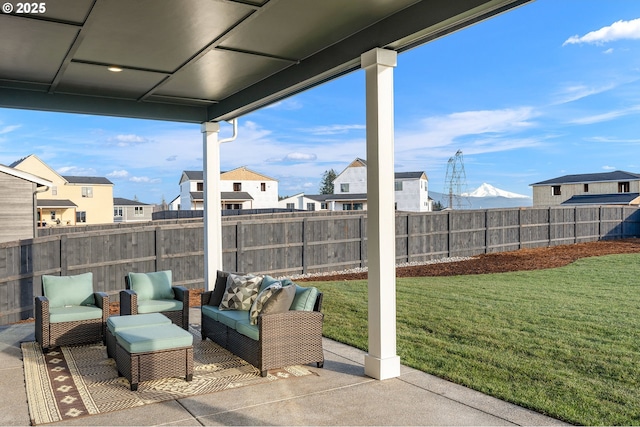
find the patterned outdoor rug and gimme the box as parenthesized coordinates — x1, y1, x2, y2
(22, 326, 313, 425)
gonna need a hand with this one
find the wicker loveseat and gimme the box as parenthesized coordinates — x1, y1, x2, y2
(201, 270, 324, 377)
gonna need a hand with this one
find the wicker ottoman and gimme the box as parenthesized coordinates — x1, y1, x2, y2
(106, 313, 172, 358)
(115, 323, 193, 391)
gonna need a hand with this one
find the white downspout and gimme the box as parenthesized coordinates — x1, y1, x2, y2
(219, 119, 238, 144)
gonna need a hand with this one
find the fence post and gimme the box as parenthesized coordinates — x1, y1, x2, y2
(447, 211, 452, 257)
(302, 218, 308, 274)
(484, 210, 489, 254)
(406, 214, 411, 262)
(60, 235, 68, 276)
(574, 207, 578, 243)
(237, 221, 243, 273)
(360, 214, 366, 268)
(154, 226, 163, 272)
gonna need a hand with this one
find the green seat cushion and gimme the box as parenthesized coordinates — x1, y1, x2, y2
(42, 272, 95, 308)
(128, 271, 174, 301)
(235, 319, 259, 341)
(49, 305, 102, 323)
(107, 313, 171, 334)
(290, 285, 319, 311)
(216, 310, 250, 329)
(136, 299, 183, 314)
(116, 324, 193, 353)
(201, 304, 221, 322)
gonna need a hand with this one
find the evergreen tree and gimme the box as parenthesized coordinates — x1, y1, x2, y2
(319, 169, 337, 194)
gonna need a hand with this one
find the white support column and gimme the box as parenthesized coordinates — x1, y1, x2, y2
(202, 122, 222, 291)
(361, 47, 401, 380)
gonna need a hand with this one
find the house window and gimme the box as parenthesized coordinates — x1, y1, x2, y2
(196, 182, 203, 191)
(618, 182, 630, 193)
(552, 185, 561, 196)
(50, 211, 56, 220)
(342, 203, 352, 210)
(135, 206, 143, 216)
(353, 203, 363, 210)
(233, 182, 242, 191)
(583, 184, 589, 192)
(320, 202, 328, 210)
(76, 211, 86, 223)
(261, 183, 266, 191)
(307, 203, 315, 211)
(114, 207, 123, 217)
(395, 181, 403, 191)
(51, 186, 57, 195)
(82, 186, 93, 198)
(286, 203, 295, 209)
(340, 183, 349, 193)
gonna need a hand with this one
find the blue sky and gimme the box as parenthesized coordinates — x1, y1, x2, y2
(2, 0, 640, 204)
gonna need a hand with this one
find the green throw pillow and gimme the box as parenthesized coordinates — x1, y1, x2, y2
(219, 273, 262, 311)
(249, 281, 282, 325)
(128, 270, 174, 301)
(42, 272, 95, 308)
(290, 285, 319, 311)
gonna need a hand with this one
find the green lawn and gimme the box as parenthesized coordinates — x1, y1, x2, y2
(314, 254, 640, 425)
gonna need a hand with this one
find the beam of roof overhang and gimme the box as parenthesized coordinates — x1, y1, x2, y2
(0, 0, 532, 124)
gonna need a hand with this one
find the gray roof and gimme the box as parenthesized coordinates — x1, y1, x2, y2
(561, 193, 640, 206)
(531, 171, 640, 186)
(183, 171, 203, 181)
(221, 192, 253, 201)
(37, 199, 77, 208)
(63, 176, 113, 185)
(114, 197, 150, 206)
(395, 172, 425, 179)
(325, 193, 368, 201)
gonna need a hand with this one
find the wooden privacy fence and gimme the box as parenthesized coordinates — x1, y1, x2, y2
(1, 205, 639, 324)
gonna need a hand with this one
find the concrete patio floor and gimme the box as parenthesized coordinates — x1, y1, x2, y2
(0, 308, 568, 426)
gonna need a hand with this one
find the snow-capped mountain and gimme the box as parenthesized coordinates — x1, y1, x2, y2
(429, 183, 532, 210)
(462, 183, 530, 199)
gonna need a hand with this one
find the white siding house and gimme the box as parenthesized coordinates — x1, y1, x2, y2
(178, 167, 278, 210)
(284, 158, 432, 212)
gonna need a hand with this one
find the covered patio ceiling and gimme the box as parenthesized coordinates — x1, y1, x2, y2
(0, 0, 531, 123)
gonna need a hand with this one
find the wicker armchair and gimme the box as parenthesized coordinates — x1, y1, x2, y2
(35, 272, 109, 352)
(120, 270, 189, 329)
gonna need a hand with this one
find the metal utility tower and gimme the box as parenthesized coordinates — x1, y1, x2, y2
(444, 150, 469, 209)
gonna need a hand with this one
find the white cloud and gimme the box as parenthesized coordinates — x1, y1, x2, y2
(264, 99, 303, 110)
(602, 165, 616, 170)
(129, 176, 160, 183)
(57, 166, 97, 176)
(107, 169, 129, 178)
(568, 105, 640, 125)
(563, 18, 640, 46)
(166, 155, 177, 161)
(304, 124, 366, 135)
(109, 134, 150, 146)
(553, 83, 616, 104)
(603, 48, 614, 54)
(0, 124, 21, 135)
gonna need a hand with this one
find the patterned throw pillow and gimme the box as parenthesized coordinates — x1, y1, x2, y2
(249, 282, 282, 325)
(219, 273, 262, 311)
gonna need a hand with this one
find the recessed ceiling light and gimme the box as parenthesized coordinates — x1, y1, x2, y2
(107, 66, 123, 72)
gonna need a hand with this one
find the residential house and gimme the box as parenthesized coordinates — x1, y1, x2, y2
(279, 158, 432, 212)
(113, 197, 153, 223)
(10, 154, 115, 225)
(530, 171, 640, 206)
(178, 167, 278, 210)
(0, 163, 52, 243)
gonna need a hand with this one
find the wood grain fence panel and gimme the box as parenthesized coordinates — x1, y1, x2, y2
(485, 209, 520, 253)
(520, 208, 552, 248)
